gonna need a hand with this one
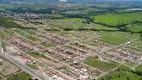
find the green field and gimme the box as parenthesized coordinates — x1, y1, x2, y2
(84, 56, 119, 71)
(116, 65, 131, 72)
(7, 72, 32, 80)
(50, 18, 118, 31)
(126, 23, 142, 33)
(134, 65, 142, 75)
(0, 17, 20, 28)
(90, 13, 142, 27)
(127, 39, 142, 51)
(99, 72, 141, 80)
(99, 31, 140, 45)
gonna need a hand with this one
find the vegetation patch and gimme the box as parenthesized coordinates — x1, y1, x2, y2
(99, 31, 140, 45)
(27, 63, 38, 70)
(27, 36, 41, 42)
(26, 51, 46, 59)
(99, 71, 141, 80)
(0, 17, 20, 28)
(40, 42, 55, 48)
(84, 56, 118, 71)
(126, 23, 142, 33)
(134, 65, 142, 75)
(90, 13, 142, 27)
(7, 72, 32, 80)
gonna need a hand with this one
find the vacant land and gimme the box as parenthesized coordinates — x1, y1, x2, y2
(84, 56, 119, 71)
(0, 57, 20, 77)
(7, 72, 32, 80)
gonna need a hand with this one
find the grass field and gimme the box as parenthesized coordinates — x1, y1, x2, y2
(0, 17, 20, 28)
(127, 39, 142, 51)
(99, 72, 141, 80)
(98, 31, 140, 45)
(126, 23, 142, 33)
(135, 65, 142, 75)
(90, 13, 142, 27)
(49, 18, 119, 31)
(84, 56, 119, 71)
(7, 72, 31, 80)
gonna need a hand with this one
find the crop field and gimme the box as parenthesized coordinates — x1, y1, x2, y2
(90, 13, 142, 27)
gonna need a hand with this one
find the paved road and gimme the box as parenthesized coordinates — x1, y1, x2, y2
(0, 52, 50, 80)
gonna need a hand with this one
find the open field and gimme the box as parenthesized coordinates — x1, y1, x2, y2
(90, 13, 142, 27)
(0, 17, 20, 28)
(84, 56, 119, 72)
(126, 23, 142, 33)
(7, 72, 32, 80)
(0, 57, 20, 77)
(98, 31, 140, 45)
(99, 71, 141, 80)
